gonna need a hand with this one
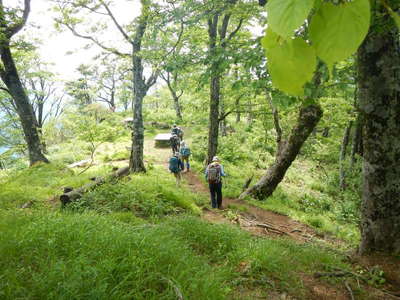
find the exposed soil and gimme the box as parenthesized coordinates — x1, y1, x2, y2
(183, 170, 331, 244)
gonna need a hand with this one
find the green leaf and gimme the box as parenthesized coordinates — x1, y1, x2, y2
(266, 0, 315, 38)
(261, 29, 317, 96)
(309, 0, 370, 69)
(389, 10, 400, 29)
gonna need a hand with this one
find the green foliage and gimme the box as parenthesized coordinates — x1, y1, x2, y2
(0, 162, 111, 209)
(0, 212, 350, 299)
(72, 167, 201, 217)
(261, 0, 370, 94)
(266, 0, 314, 38)
(261, 30, 317, 95)
(309, 0, 370, 70)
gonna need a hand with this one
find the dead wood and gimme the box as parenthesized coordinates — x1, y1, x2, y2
(60, 166, 130, 207)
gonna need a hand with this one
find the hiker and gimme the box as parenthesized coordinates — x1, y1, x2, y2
(169, 152, 183, 186)
(169, 134, 180, 154)
(177, 127, 184, 141)
(205, 156, 226, 209)
(179, 141, 191, 172)
(171, 124, 184, 141)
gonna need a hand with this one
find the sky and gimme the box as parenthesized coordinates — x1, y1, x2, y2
(20, 0, 141, 80)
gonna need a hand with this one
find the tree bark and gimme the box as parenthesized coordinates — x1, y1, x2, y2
(350, 113, 363, 167)
(239, 104, 323, 200)
(60, 166, 130, 206)
(0, 46, 48, 166)
(206, 2, 239, 163)
(207, 14, 221, 164)
(129, 18, 148, 173)
(235, 96, 241, 122)
(163, 72, 183, 121)
(358, 10, 400, 255)
(266, 89, 282, 152)
(339, 121, 353, 190)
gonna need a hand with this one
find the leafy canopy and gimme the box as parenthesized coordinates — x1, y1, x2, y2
(262, 0, 376, 96)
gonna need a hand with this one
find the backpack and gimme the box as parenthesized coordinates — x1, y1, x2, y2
(170, 135, 179, 146)
(208, 163, 221, 184)
(181, 147, 191, 156)
(171, 128, 179, 135)
(169, 157, 180, 173)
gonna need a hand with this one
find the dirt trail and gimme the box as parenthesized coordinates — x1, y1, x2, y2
(184, 170, 334, 244)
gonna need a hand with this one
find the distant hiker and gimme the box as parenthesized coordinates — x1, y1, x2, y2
(179, 141, 191, 172)
(169, 152, 183, 186)
(205, 156, 226, 209)
(171, 124, 184, 141)
(171, 124, 180, 135)
(177, 127, 184, 141)
(169, 134, 180, 154)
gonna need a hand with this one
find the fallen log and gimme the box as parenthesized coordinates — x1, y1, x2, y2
(60, 166, 130, 207)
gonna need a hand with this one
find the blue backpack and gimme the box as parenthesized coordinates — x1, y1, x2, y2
(169, 156, 180, 173)
(181, 147, 191, 156)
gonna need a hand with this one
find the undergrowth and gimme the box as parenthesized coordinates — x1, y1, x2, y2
(0, 212, 350, 299)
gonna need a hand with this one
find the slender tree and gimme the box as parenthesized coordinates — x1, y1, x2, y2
(206, 0, 244, 163)
(0, 0, 49, 165)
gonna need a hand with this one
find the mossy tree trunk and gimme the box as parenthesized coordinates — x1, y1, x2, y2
(358, 8, 400, 255)
(239, 104, 323, 200)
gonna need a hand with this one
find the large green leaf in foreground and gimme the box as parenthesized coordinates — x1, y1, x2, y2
(266, 0, 315, 39)
(309, 0, 370, 69)
(262, 30, 317, 96)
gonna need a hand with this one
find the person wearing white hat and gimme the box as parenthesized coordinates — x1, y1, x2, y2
(205, 156, 226, 209)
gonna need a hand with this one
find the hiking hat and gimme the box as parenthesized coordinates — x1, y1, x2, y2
(174, 152, 180, 157)
(180, 140, 186, 146)
(212, 156, 220, 162)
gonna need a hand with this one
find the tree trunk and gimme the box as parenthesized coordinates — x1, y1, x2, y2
(219, 94, 227, 137)
(129, 15, 149, 173)
(358, 12, 400, 255)
(247, 97, 253, 125)
(240, 104, 323, 200)
(339, 121, 353, 190)
(172, 92, 183, 121)
(266, 89, 282, 152)
(207, 14, 220, 164)
(129, 50, 146, 173)
(351, 113, 363, 167)
(0, 46, 48, 166)
(60, 166, 130, 206)
(208, 74, 220, 163)
(235, 96, 241, 123)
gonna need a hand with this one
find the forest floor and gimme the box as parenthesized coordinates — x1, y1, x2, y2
(143, 133, 400, 300)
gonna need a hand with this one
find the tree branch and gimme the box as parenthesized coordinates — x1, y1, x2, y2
(61, 22, 130, 57)
(7, 0, 31, 37)
(227, 18, 243, 41)
(100, 0, 131, 42)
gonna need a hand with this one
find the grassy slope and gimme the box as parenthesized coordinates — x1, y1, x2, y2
(0, 122, 369, 299)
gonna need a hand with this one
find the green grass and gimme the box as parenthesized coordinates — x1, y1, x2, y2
(0, 211, 350, 299)
(0, 162, 114, 210)
(70, 166, 202, 217)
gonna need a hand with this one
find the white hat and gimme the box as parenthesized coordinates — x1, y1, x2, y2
(212, 156, 219, 162)
(175, 152, 180, 157)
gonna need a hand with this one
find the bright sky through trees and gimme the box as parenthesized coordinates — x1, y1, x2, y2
(17, 0, 141, 79)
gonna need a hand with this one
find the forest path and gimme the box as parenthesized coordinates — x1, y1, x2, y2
(149, 145, 351, 299)
(146, 134, 340, 246)
(183, 168, 340, 245)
